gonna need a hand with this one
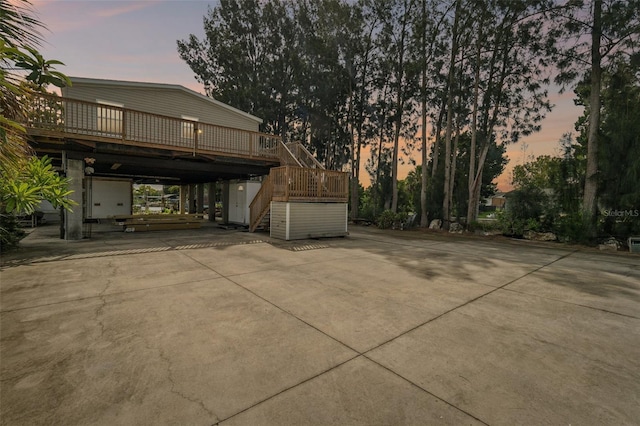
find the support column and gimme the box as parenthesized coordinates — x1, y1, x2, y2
(196, 184, 204, 214)
(208, 182, 216, 222)
(222, 181, 230, 224)
(188, 184, 196, 213)
(179, 185, 187, 214)
(65, 158, 84, 240)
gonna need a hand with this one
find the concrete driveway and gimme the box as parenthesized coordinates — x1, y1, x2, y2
(1, 224, 639, 425)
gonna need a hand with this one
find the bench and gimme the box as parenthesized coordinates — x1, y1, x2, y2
(112, 214, 205, 232)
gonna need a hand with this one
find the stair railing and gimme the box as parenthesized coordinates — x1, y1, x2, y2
(285, 142, 325, 169)
(249, 173, 274, 232)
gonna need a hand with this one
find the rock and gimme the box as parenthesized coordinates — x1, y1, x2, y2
(475, 229, 502, 236)
(429, 219, 442, 230)
(449, 222, 464, 233)
(598, 237, 620, 251)
(524, 231, 557, 241)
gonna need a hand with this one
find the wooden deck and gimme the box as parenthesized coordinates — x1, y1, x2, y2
(25, 94, 284, 163)
(25, 94, 348, 234)
(249, 166, 349, 232)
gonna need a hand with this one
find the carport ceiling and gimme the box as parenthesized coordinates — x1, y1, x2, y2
(66, 151, 274, 184)
(31, 138, 278, 184)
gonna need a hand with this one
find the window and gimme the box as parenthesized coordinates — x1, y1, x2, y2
(181, 115, 199, 139)
(97, 100, 123, 134)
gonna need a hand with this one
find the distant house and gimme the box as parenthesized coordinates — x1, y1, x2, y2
(482, 192, 506, 210)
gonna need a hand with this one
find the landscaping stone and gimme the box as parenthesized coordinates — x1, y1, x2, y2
(524, 231, 557, 242)
(428, 219, 442, 230)
(449, 222, 464, 233)
(599, 237, 621, 251)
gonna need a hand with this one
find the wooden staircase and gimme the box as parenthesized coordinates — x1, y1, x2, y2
(249, 173, 274, 232)
(248, 140, 345, 233)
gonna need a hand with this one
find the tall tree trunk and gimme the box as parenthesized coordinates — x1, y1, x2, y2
(466, 23, 482, 226)
(431, 97, 446, 179)
(468, 143, 490, 227)
(449, 127, 460, 215)
(349, 93, 359, 221)
(420, 0, 429, 227)
(442, 0, 461, 229)
(391, 7, 409, 214)
(584, 0, 602, 237)
(350, 34, 373, 221)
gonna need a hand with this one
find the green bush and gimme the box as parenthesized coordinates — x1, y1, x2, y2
(468, 220, 500, 233)
(553, 212, 588, 243)
(0, 214, 26, 251)
(377, 210, 396, 229)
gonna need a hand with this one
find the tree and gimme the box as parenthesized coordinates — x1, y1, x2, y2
(440, 0, 462, 228)
(413, 0, 450, 226)
(463, 0, 554, 227)
(373, 0, 418, 213)
(1, 155, 74, 214)
(577, 58, 640, 237)
(347, 0, 379, 220)
(551, 0, 640, 237)
(1, 0, 75, 250)
(512, 155, 564, 190)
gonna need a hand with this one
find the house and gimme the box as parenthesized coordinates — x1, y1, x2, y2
(482, 192, 506, 211)
(26, 77, 348, 240)
(61, 77, 262, 132)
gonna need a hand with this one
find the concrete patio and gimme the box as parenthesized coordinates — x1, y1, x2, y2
(1, 224, 638, 425)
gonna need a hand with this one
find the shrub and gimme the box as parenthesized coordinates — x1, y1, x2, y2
(0, 214, 26, 251)
(377, 210, 396, 229)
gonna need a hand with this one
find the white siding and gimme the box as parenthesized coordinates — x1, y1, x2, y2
(270, 202, 287, 240)
(63, 82, 260, 132)
(270, 202, 348, 240)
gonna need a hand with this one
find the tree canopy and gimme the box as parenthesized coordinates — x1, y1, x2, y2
(178, 0, 639, 240)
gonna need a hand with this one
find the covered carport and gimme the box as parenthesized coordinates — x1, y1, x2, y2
(45, 142, 276, 239)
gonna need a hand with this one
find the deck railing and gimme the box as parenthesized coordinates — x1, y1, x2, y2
(248, 173, 274, 232)
(271, 166, 348, 202)
(25, 93, 282, 162)
(248, 166, 348, 232)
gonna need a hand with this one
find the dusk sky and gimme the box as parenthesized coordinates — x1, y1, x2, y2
(31, 0, 583, 190)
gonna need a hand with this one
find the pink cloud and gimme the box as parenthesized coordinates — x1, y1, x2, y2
(96, 1, 158, 18)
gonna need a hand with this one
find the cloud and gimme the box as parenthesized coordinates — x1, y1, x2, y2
(95, 1, 158, 18)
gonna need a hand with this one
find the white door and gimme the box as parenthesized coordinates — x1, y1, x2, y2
(228, 183, 246, 223)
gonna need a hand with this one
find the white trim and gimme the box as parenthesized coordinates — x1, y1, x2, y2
(96, 99, 124, 108)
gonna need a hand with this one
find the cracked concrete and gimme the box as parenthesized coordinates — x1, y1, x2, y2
(1, 223, 639, 425)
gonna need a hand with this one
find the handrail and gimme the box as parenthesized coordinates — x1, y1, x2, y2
(248, 166, 348, 232)
(24, 93, 282, 162)
(286, 142, 325, 169)
(274, 141, 302, 167)
(248, 174, 273, 232)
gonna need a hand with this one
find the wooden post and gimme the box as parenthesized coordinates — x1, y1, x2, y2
(285, 166, 290, 201)
(179, 185, 187, 214)
(193, 122, 199, 156)
(196, 184, 204, 214)
(122, 108, 127, 140)
(208, 182, 216, 222)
